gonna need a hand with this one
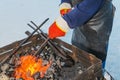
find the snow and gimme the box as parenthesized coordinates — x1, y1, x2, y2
(0, 0, 120, 80)
(105, 1, 120, 80)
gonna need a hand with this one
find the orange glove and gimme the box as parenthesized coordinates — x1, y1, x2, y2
(59, 3, 71, 16)
(48, 16, 70, 39)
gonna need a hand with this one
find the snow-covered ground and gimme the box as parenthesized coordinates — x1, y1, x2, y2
(105, 1, 120, 80)
(0, 0, 120, 80)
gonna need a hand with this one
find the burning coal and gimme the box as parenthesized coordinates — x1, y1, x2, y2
(0, 44, 85, 80)
(14, 55, 51, 80)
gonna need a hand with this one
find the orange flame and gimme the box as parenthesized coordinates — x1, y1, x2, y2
(14, 55, 51, 80)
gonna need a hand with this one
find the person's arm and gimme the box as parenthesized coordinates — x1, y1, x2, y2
(61, 0, 71, 4)
(63, 0, 104, 28)
(48, 0, 104, 39)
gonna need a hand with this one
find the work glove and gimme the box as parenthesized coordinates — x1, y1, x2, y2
(59, 3, 71, 16)
(48, 16, 70, 39)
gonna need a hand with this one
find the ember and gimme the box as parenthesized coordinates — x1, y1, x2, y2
(14, 55, 51, 80)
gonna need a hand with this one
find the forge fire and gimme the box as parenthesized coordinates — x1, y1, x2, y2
(14, 55, 52, 80)
(0, 44, 85, 80)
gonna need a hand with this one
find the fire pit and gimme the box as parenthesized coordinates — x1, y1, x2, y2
(0, 19, 104, 80)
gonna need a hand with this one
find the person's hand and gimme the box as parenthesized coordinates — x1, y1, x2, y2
(48, 16, 70, 39)
(59, 3, 71, 16)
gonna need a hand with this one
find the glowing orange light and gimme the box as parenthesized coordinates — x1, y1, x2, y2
(14, 55, 51, 80)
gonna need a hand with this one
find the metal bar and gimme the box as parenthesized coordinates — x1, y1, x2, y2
(104, 69, 115, 80)
(28, 21, 67, 59)
(14, 18, 49, 54)
(27, 24, 67, 59)
(33, 38, 49, 56)
(0, 18, 49, 66)
(31, 21, 67, 56)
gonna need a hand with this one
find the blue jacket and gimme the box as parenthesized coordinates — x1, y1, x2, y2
(61, 0, 104, 28)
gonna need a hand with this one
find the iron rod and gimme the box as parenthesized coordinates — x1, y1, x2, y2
(0, 18, 49, 66)
(28, 21, 67, 59)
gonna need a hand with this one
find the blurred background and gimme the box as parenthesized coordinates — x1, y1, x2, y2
(0, 0, 120, 79)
